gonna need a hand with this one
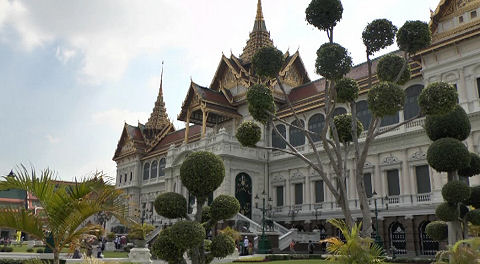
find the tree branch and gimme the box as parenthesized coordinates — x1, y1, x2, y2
(373, 114, 421, 137)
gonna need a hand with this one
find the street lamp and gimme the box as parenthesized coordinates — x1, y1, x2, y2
(372, 190, 383, 247)
(254, 190, 272, 254)
(312, 208, 322, 241)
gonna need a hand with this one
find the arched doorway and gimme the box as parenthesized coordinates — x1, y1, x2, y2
(389, 222, 407, 255)
(235, 173, 252, 218)
(419, 221, 439, 256)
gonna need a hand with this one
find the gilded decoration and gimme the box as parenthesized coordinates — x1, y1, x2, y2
(120, 139, 135, 156)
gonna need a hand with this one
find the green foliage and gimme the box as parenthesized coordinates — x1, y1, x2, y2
(305, 0, 343, 31)
(36, 248, 44, 253)
(427, 138, 471, 172)
(459, 153, 480, 177)
(252, 47, 284, 79)
(170, 220, 205, 249)
(426, 221, 448, 241)
(419, 82, 458, 115)
(201, 206, 211, 223)
(128, 223, 155, 240)
(367, 81, 405, 117)
(425, 105, 471, 141)
(466, 209, 480, 226)
(315, 43, 352, 80)
(436, 202, 459, 222)
(330, 114, 363, 143)
(396, 20, 431, 54)
(152, 228, 185, 264)
(433, 237, 480, 264)
(323, 219, 384, 264)
(180, 151, 225, 199)
(210, 233, 235, 258)
(210, 195, 240, 221)
(106, 232, 115, 241)
(442, 180, 471, 204)
(467, 186, 480, 208)
(335, 78, 359, 103)
(246, 84, 276, 124)
(219, 226, 241, 242)
(362, 19, 397, 55)
(154, 192, 187, 219)
(236, 121, 262, 147)
(376, 54, 411, 85)
(204, 239, 212, 252)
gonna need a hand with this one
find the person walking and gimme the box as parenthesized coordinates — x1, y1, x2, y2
(308, 240, 314, 254)
(243, 236, 249, 255)
(289, 240, 296, 254)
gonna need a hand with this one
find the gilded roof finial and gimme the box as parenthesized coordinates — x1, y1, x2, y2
(256, 0, 264, 21)
(240, 0, 273, 62)
(145, 61, 172, 130)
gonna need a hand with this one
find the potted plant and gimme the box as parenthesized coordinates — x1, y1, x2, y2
(128, 223, 155, 248)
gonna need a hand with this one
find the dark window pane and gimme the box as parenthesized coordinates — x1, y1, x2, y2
(143, 163, 150, 180)
(477, 78, 480, 98)
(308, 114, 325, 142)
(119, 174, 122, 183)
(364, 173, 373, 198)
(356, 100, 371, 128)
(334, 107, 347, 117)
(404, 85, 423, 120)
(130, 172, 133, 181)
(124, 174, 127, 183)
(387, 169, 400, 196)
(159, 158, 166, 176)
(295, 183, 303, 205)
(151, 161, 158, 178)
(289, 120, 305, 147)
(276, 186, 284, 206)
(272, 125, 286, 149)
(380, 113, 399, 127)
(315, 180, 324, 203)
(208, 192, 214, 205)
(415, 165, 431, 194)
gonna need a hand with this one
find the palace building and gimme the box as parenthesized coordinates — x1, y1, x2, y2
(113, 0, 480, 256)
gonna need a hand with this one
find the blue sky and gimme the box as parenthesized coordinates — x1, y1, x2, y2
(0, 0, 440, 180)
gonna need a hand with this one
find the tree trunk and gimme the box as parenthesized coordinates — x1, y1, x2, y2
(53, 249, 60, 264)
(191, 197, 206, 264)
(356, 169, 373, 237)
(447, 171, 462, 247)
(338, 187, 354, 228)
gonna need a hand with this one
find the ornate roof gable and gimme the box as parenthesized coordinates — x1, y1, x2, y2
(113, 123, 144, 161)
(430, 0, 480, 42)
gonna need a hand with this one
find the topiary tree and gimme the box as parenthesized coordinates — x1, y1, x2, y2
(427, 138, 471, 173)
(467, 186, 480, 209)
(252, 47, 284, 80)
(246, 84, 275, 124)
(305, 0, 343, 41)
(376, 54, 411, 85)
(210, 233, 236, 258)
(367, 82, 405, 117)
(335, 78, 359, 103)
(315, 42, 352, 80)
(330, 114, 363, 143)
(419, 82, 458, 116)
(236, 121, 262, 147)
(426, 221, 448, 241)
(458, 153, 480, 177)
(152, 151, 240, 264)
(424, 105, 471, 141)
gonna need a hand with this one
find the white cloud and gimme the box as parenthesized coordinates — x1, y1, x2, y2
(55, 46, 76, 64)
(45, 134, 61, 144)
(92, 108, 149, 130)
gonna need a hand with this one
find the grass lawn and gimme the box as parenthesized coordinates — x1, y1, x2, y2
(103, 251, 129, 258)
(230, 260, 330, 264)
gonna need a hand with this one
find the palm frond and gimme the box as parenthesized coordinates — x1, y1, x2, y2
(0, 208, 45, 241)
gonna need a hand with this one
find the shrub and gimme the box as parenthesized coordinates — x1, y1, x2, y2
(362, 19, 397, 56)
(467, 186, 480, 208)
(367, 82, 405, 117)
(426, 221, 448, 241)
(204, 239, 212, 252)
(220, 226, 241, 242)
(305, 0, 343, 31)
(330, 114, 363, 143)
(170, 220, 205, 249)
(27, 248, 34, 253)
(466, 209, 480, 225)
(201, 206, 211, 223)
(210, 233, 235, 258)
(246, 84, 275, 124)
(442, 180, 471, 204)
(427, 138, 470, 172)
(459, 153, 480, 177)
(0, 247, 13, 252)
(236, 121, 262, 147)
(210, 195, 241, 221)
(315, 43, 352, 80)
(151, 228, 185, 264)
(36, 248, 44, 253)
(376, 54, 411, 85)
(396, 20, 431, 54)
(154, 192, 187, 219)
(335, 78, 359, 103)
(425, 105, 471, 141)
(128, 223, 155, 240)
(252, 47, 284, 79)
(436, 202, 459, 222)
(418, 82, 458, 115)
(180, 151, 225, 199)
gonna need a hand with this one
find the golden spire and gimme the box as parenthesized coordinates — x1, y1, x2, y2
(256, 0, 264, 21)
(240, 0, 274, 62)
(146, 61, 172, 130)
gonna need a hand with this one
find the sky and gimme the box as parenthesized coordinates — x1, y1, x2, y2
(0, 0, 441, 181)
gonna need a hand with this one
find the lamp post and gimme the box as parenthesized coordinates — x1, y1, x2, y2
(255, 190, 272, 254)
(312, 207, 322, 241)
(372, 190, 383, 247)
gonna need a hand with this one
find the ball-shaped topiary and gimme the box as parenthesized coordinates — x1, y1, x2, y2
(427, 138, 471, 172)
(246, 84, 276, 124)
(201, 206, 211, 223)
(376, 54, 411, 85)
(335, 78, 359, 103)
(425, 105, 471, 141)
(236, 121, 262, 147)
(442, 180, 471, 204)
(419, 82, 458, 116)
(367, 82, 405, 117)
(466, 209, 480, 225)
(425, 221, 448, 241)
(152, 228, 186, 263)
(315, 43, 352, 80)
(210, 233, 236, 258)
(252, 47, 284, 79)
(210, 195, 241, 221)
(396, 20, 431, 54)
(170, 221, 205, 249)
(467, 186, 480, 208)
(459, 153, 480, 177)
(330, 114, 363, 143)
(154, 192, 187, 219)
(362, 19, 397, 56)
(436, 202, 459, 222)
(180, 151, 225, 199)
(305, 0, 343, 31)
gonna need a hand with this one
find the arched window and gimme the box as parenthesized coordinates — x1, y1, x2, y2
(308, 114, 325, 142)
(151, 161, 158, 179)
(289, 120, 305, 147)
(333, 107, 347, 117)
(272, 124, 286, 149)
(404, 85, 423, 120)
(356, 100, 371, 129)
(159, 158, 166, 177)
(143, 163, 150, 180)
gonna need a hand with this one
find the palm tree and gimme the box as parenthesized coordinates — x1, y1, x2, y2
(0, 166, 127, 264)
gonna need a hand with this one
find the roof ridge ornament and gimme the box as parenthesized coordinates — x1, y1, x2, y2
(240, 0, 274, 62)
(145, 61, 173, 130)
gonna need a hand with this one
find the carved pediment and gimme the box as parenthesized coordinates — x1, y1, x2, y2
(382, 155, 400, 165)
(409, 151, 426, 161)
(120, 139, 135, 155)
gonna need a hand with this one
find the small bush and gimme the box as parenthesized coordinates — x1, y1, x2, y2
(425, 221, 448, 241)
(27, 248, 34, 253)
(459, 153, 480, 177)
(427, 138, 471, 172)
(419, 82, 458, 115)
(396, 20, 431, 54)
(170, 220, 205, 249)
(436, 202, 459, 222)
(0, 247, 13, 252)
(151, 228, 185, 264)
(252, 47, 284, 79)
(362, 19, 397, 55)
(36, 248, 44, 253)
(236, 121, 262, 147)
(442, 180, 471, 204)
(425, 105, 470, 141)
(315, 42, 352, 80)
(376, 54, 411, 85)
(330, 114, 363, 143)
(335, 77, 359, 103)
(154, 192, 187, 219)
(305, 0, 343, 31)
(211, 233, 235, 258)
(367, 81, 405, 117)
(466, 209, 480, 225)
(246, 84, 276, 124)
(210, 195, 241, 221)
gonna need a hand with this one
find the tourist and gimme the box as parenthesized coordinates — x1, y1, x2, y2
(243, 236, 249, 255)
(289, 240, 296, 254)
(308, 240, 314, 254)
